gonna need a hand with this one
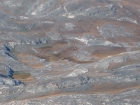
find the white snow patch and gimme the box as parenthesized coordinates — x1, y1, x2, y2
(117, 17, 138, 24)
(68, 69, 88, 77)
(9, 42, 17, 48)
(75, 37, 88, 44)
(65, 23, 75, 31)
(19, 16, 28, 20)
(118, 4, 123, 8)
(31, 12, 37, 15)
(67, 13, 75, 18)
(31, 48, 38, 53)
(40, 21, 54, 24)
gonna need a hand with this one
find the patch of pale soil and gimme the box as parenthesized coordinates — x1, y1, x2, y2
(13, 72, 34, 83)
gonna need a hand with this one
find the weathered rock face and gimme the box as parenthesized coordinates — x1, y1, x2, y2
(0, 0, 140, 104)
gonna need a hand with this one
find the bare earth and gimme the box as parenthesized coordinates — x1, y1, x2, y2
(0, 0, 140, 105)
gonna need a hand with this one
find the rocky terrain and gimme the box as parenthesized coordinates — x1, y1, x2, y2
(0, 0, 140, 104)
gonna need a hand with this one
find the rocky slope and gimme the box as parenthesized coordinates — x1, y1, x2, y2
(0, 0, 140, 104)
